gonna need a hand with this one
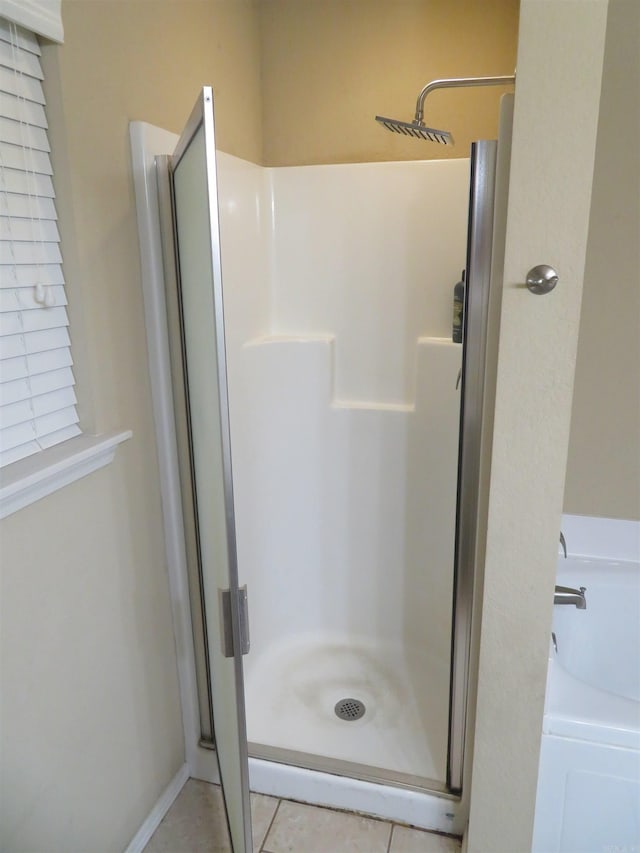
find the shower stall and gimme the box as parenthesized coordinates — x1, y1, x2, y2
(230, 152, 467, 789)
(131, 80, 512, 852)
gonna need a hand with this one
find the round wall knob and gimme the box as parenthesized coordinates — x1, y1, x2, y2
(526, 264, 559, 295)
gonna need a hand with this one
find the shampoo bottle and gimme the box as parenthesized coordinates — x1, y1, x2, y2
(452, 270, 465, 343)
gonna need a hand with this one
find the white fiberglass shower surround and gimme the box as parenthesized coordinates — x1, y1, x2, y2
(226, 153, 467, 786)
(130, 86, 508, 851)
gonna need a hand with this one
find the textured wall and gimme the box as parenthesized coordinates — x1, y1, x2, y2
(258, 0, 519, 165)
(466, 1, 608, 849)
(563, 0, 640, 522)
(0, 2, 263, 850)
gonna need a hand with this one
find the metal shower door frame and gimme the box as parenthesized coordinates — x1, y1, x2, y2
(448, 139, 498, 795)
(167, 88, 253, 852)
(156, 153, 217, 746)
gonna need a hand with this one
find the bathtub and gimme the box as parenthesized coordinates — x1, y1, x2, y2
(533, 518, 640, 853)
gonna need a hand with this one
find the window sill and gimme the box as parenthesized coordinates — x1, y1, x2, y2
(0, 430, 132, 520)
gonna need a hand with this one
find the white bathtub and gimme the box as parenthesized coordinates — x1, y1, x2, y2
(533, 519, 640, 853)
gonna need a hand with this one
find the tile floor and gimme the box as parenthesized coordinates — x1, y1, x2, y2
(145, 779, 461, 853)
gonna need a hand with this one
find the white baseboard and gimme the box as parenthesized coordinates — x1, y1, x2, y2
(189, 744, 221, 785)
(124, 763, 190, 853)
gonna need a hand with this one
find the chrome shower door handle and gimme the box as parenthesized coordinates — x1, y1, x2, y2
(526, 264, 559, 294)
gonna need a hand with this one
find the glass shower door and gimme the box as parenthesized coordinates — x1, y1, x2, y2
(170, 88, 252, 853)
(448, 140, 498, 794)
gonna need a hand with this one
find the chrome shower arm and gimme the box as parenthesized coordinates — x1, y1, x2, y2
(414, 74, 516, 123)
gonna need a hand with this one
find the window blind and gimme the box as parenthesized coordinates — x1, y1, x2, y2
(0, 17, 80, 468)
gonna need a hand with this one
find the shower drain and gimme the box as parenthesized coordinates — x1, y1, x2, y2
(334, 698, 366, 721)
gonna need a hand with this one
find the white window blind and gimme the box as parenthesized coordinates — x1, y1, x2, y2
(0, 18, 80, 468)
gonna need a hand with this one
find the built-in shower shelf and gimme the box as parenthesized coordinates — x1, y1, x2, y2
(244, 333, 335, 348)
(332, 399, 414, 413)
(416, 335, 461, 347)
(245, 334, 458, 348)
(239, 333, 461, 412)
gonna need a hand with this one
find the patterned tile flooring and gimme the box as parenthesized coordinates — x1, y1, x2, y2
(145, 779, 461, 853)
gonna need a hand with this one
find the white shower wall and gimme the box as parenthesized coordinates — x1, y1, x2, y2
(217, 153, 469, 782)
(269, 161, 469, 403)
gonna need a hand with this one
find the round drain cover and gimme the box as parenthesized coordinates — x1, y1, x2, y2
(334, 697, 366, 721)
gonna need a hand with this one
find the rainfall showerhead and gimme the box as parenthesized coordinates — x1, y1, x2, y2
(374, 115, 453, 145)
(376, 73, 515, 146)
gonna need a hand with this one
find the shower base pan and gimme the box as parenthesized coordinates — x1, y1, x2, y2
(243, 632, 449, 788)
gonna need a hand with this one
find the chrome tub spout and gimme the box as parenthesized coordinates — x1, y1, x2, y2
(554, 585, 587, 609)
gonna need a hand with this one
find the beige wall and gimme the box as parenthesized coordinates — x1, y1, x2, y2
(0, 1, 262, 850)
(2, 0, 632, 849)
(258, 0, 519, 166)
(466, 0, 608, 848)
(563, 0, 640, 522)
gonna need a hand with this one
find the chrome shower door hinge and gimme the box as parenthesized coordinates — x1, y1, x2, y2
(219, 585, 250, 658)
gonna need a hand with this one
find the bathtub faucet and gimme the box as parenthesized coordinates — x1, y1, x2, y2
(554, 585, 587, 609)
